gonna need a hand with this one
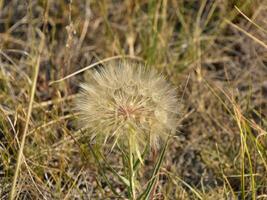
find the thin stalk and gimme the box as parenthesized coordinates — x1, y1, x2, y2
(9, 35, 44, 199)
(129, 135, 136, 200)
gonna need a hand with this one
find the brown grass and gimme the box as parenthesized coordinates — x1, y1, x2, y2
(0, 0, 266, 199)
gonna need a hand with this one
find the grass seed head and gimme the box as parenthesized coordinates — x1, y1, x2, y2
(76, 61, 178, 150)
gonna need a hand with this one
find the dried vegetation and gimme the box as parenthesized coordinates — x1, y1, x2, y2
(0, 0, 266, 199)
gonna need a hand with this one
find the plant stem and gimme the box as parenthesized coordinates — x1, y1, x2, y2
(129, 135, 136, 200)
(9, 35, 44, 200)
(149, 149, 158, 200)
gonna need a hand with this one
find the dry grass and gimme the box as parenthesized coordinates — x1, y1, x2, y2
(0, 0, 266, 199)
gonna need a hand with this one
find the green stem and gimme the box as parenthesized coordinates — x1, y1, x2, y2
(129, 135, 136, 200)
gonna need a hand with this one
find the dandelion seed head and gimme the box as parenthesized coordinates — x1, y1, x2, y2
(76, 61, 179, 149)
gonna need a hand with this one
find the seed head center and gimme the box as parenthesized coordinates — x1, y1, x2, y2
(118, 105, 136, 119)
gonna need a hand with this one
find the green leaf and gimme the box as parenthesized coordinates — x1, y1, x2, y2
(133, 144, 149, 171)
(95, 145, 131, 187)
(105, 161, 130, 187)
(138, 138, 169, 200)
(88, 144, 122, 198)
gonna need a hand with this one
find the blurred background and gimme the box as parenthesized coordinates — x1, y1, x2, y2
(0, 0, 266, 199)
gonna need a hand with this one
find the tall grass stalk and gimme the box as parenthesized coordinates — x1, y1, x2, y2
(9, 33, 44, 200)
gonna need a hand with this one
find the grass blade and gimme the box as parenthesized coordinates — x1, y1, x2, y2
(138, 138, 169, 200)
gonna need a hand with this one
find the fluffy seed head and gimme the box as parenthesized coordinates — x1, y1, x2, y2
(76, 61, 178, 150)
